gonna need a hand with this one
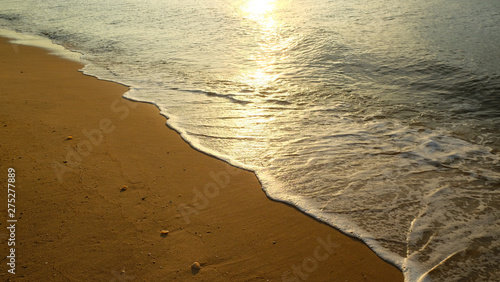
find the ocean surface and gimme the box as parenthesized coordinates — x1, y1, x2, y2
(1, 0, 499, 280)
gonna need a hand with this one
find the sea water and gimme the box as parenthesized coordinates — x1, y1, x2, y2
(1, 0, 499, 280)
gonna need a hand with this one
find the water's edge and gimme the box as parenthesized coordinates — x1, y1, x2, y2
(1, 27, 412, 279)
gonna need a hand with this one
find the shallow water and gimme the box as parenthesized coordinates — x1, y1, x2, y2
(1, 0, 499, 280)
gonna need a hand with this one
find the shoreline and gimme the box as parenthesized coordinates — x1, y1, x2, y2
(0, 36, 404, 281)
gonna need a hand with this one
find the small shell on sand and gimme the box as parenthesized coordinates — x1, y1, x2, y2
(161, 230, 169, 234)
(120, 185, 127, 191)
(66, 136, 73, 140)
(191, 262, 201, 269)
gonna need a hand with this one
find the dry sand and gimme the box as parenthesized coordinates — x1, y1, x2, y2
(0, 37, 403, 281)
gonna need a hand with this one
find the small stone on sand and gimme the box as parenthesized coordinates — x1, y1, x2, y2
(191, 262, 201, 269)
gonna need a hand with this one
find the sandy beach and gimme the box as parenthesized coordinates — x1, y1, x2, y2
(0, 37, 403, 281)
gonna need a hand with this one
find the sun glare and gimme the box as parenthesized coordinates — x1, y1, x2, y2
(242, 0, 277, 19)
(236, 0, 295, 91)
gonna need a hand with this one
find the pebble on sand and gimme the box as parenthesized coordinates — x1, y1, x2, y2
(191, 262, 201, 269)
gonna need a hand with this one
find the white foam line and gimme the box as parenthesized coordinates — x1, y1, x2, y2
(0, 28, 84, 63)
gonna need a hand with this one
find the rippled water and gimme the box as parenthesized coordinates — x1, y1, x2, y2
(1, 0, 499, 280)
